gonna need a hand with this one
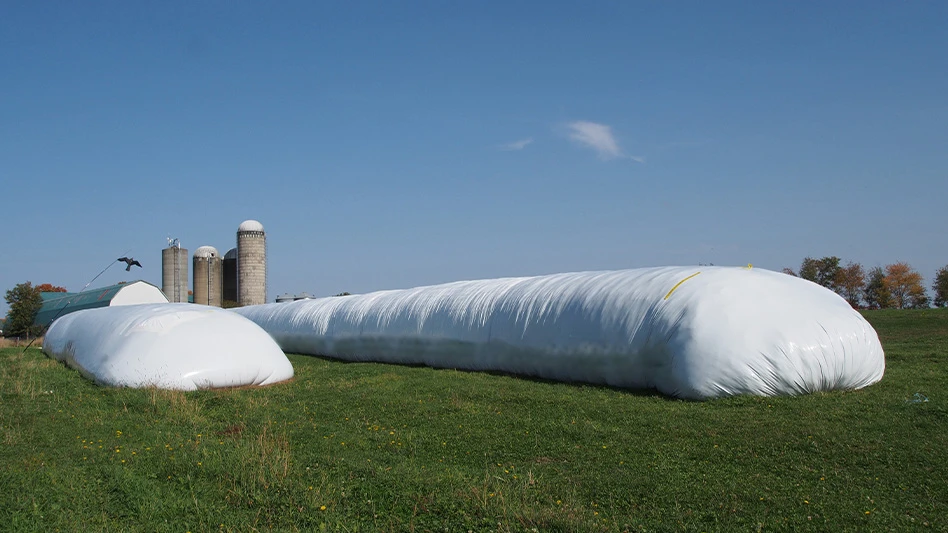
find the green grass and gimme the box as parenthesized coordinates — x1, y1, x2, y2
(1, 309, 946, 532)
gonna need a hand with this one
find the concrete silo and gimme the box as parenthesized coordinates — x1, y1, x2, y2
(237, 220, 267, 306)
(161, 241, 189, 303)
(193, 246, 222, 307)
(222, 248, 238, 305)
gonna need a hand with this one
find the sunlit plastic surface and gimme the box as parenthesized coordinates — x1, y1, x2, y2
(44, 303, 293, 390)
(235, 267, 884, 399)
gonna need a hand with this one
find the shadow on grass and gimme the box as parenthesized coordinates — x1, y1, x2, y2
(287, 351, 676, 401)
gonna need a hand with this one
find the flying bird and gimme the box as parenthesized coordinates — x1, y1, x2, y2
(118, 257, 142, 271)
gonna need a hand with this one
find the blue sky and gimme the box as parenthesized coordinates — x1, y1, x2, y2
(2, 1, 946, 313)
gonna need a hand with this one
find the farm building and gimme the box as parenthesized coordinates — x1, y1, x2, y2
(33, 281, 169, 329)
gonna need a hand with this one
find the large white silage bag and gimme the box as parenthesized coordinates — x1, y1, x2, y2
(43, 303, 294, 390)
(234, 267, 884, 399)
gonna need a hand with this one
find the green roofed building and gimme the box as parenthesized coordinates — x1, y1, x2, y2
(34, 281, 169, 329)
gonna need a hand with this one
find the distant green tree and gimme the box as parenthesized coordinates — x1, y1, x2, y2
(934, 266, 948, 308)
(4, 282, 43, 337)
(863, 267, 892, 310)
(816, 256, 842, 290)
(799, 257, 818, 283)
(332, 292, 352, 297)
(799, 256, 841, 290)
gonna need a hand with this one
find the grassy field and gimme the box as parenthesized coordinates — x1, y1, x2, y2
(1, 310, 946, 532)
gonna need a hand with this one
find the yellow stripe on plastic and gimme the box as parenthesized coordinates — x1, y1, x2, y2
(664, 272, 701, 300)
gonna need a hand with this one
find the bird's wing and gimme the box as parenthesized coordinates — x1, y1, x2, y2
(118, 257, 129, 262)
(132, 260, 142, 267)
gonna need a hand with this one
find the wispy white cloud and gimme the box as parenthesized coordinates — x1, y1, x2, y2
(566, 121, 643, 162)
(567, 121, 622, 159)
(499, 137, 533, 151)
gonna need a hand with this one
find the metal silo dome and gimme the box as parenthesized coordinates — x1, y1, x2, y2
(238, 219, 265, 233)
(194, 245, 219, 259)
(224, 248, 237, 260)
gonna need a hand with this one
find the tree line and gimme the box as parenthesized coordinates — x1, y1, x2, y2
(782, 257, 948, 309)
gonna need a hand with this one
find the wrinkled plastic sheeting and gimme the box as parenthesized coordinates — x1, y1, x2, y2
(43, 303, 294, 390)
(234, 267, 884, 399)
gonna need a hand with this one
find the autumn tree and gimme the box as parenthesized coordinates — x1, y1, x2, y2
(3, 282, 43, 337)
(835, 262, 866, 308)
(934, 265, 948, 308)
(781, 267, 797, 276)
(863, 267, 892, 309)
(35, 283, 67, 293)
(799, 256, 841, 290)
(884, 262, 929, 309)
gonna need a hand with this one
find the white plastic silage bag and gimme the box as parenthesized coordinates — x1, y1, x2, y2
(43, 303, 294, 390)
(234, 266, 884, 399)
